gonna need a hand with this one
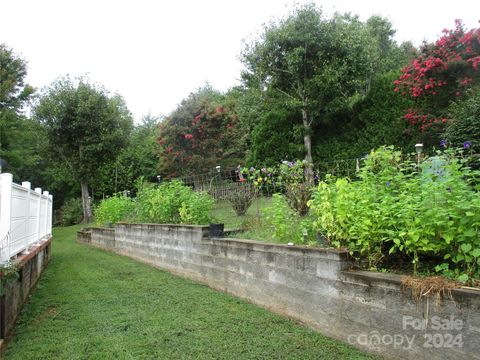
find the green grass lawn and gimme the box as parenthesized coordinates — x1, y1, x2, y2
(3, 225, 378, 360)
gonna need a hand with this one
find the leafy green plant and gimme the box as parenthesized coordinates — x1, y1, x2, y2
(241, 160, 313, 215)
(94, 194, 135, 226)
(179, 192, 214, 225)
(134, 180, 213, 225)
(309, 146, 480, 283)
(277, 160, 313, 216)
(56, 198, 84, 226)
(263, 194, 316, 245)
(240, 166, 276, 193)
(284, 183, 312, 216)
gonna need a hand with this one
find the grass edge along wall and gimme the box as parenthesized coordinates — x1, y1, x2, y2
(78, 224, 480, 360)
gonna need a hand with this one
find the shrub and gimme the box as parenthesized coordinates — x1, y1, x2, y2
(278, 160, 313, 216)
(262, 194, 316, 245)
(94, 194, 135, 226)
(284, 183, 312, 216)
(394, 21, 480, 145)
(313, 72, 415, 162)
(179, 192, 214, 224)
(56, 198, 83, 226)
(134, 180, 213, 225)
(309, 146, 480, 283)
(226, 186, 255, 216)
(444, 88, 480, 151)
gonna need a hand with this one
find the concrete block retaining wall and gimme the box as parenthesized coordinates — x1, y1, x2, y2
(0, 237, 52, 340)
(77, 224, 480, 360)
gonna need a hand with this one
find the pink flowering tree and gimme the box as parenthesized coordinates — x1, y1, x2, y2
(395, 20, 480, 143)
(157, 88, 245, 177)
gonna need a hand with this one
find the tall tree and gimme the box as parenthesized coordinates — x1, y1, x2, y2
(241, 4, 406, 174)
(241, 5, 377, 176)
(94, 114, 162, 196)
(0, 43, 36, 178)
(313, 71, 416, 162)
(35, 77, 133, 222)
(158, 86, 246, 177)
(395, 20, 480, 146)
(0, 44, 34, 112)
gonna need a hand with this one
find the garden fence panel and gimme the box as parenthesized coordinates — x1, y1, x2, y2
(0, 173, 53, 264)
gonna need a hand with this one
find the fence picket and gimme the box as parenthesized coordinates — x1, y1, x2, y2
(0, 174, 53, 264)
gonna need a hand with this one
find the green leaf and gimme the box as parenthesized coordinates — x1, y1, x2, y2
(472, 249, 480, 258)
(460, 243, 472, 253)
(464, 229, 477, 237)
(443, 233, 453, 244)
(457, 274, 469, 284)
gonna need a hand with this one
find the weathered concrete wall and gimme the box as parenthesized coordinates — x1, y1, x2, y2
(0, 237, 52, 339)
(78, 224, 480, 360)
(77, 228, 92, 244)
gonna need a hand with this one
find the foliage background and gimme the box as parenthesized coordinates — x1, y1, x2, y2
(1, 5, 479, 229)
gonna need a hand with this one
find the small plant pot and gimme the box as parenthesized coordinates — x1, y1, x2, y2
(209, 223, 224, 238)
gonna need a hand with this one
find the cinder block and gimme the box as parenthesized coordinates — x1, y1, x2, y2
(78, 225, 480, 360)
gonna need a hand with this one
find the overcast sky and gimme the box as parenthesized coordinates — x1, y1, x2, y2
(1, 0, 479, 122)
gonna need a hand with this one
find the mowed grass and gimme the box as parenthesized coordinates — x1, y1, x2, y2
(3, 225, 378, 360)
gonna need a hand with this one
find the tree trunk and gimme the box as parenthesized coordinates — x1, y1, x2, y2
(80, 180, 93, 223)
(301, 108, 314, 183)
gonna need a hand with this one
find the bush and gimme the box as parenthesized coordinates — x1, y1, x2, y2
(134, 180, 214, 225)
(56, 198, 83, 226)
(179, 192, 214, 224)
(313, 72, 415, 162)
(277, 160, 313, 216)
(94, 194, 135, 226)
(226, 187, 255, 216)
(444, 88, 480, 151)
(284, 183, 312, 216)
(309, 146, 480, 283)
(262, 194, 316, 245)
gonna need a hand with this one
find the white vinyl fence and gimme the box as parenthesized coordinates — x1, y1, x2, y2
(0, 173, 53, 263)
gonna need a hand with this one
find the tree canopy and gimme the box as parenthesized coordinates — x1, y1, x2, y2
(395, 20, 480, 146)
(0, 44, 37, 179)
(241, 4, 410, 171)
(0, 43, 34, 112)
(4, 9, 479, 226)
(94, 114, 161, 195)
(35, 77, 133, 222)
(158, 86, 247, 177)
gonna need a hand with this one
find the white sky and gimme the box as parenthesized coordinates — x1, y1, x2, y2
(1, 0, 479, 122)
